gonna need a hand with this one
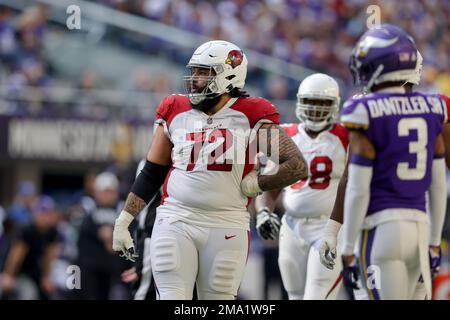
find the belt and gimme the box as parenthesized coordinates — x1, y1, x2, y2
(286, 213, 329, 223)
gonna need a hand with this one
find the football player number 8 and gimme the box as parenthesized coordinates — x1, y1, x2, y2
(397, 118, 428, 180)
(291, 156, 333, 190)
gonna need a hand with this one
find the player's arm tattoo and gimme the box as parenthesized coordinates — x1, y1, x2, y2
(124, 192, 147, 217)
(258, 124, 308, 191)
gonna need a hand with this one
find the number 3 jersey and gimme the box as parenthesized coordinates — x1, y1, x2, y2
(281, 123, 349, 219)
(154, 94, 279, 229)
(341, 91, 450, 216)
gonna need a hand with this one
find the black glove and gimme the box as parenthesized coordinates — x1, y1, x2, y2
(256, 208, 281, 240)
(341, 255, 360, 300)
(429, 246, 442, 279)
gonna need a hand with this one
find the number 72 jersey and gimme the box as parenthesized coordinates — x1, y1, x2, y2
(154, 94, 280, 229)
(341, 91, 449, 216)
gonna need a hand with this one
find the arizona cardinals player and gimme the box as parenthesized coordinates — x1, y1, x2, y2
(112, 40, 308, 300)
(255, 73, 348, 299)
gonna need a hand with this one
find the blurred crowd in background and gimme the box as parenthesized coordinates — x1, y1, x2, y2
(0, 171, 290, 300)
(1, 0, 450, 119)
(1, 0, 450, 300)
(98, 0, 450, 92)
(0, 173, 136, 300)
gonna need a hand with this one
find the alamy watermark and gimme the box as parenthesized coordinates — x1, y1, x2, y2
(366, 4, 381, 29)
(365, 264, 381, 290)
(66, 5, 81, 30)
(66, 265, 81, 290)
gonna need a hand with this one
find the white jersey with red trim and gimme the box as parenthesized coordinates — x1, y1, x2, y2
(281, 123, 348, 219)
(154, 94, 280, 229)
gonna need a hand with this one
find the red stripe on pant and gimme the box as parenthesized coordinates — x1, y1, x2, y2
(246, 230, 251, 264)
(325, 273, 343, 299)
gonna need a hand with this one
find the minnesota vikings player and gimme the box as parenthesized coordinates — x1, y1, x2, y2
(320, 24, 448, 300)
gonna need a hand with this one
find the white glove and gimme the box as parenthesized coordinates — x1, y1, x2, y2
(256, 208, 281, 240)
(319, 219, 342, 270)
(241, 170, 262, 198)
(113, 210, 138, 262)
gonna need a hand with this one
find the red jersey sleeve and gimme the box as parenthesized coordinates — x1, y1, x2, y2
(154, 95, 191, 136)
(440, 94, 450, 122)
(155, 95, 175, 125)
(230, 97, 280, 129)
(252, 99, 280, 127)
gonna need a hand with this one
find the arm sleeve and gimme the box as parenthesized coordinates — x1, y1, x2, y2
(341, 156, 373, 255)
(428, 157, 447, 246)
(130, 161, 170, 204)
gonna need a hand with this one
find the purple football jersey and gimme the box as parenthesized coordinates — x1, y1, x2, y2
(341, 91, 447, 215)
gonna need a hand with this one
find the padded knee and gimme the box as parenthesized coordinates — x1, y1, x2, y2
(151, 237, 179, 273)
(208, 250, 241, 294)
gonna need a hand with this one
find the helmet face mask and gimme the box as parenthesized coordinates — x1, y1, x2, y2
(183, 65, 219, 106)
(296, 97, 338, 132)
(295, 73, 340, 132)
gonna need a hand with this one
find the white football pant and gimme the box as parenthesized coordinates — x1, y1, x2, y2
(278, 215, 347, 300)
(150, 216, 249, 300)
(358, 216, 430, 300)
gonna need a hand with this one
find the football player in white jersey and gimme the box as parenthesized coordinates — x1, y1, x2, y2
(111, 40, 308, 300)
(255, 73, 348, 299)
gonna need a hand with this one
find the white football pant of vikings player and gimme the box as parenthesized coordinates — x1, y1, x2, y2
(356, 212, 434, 300)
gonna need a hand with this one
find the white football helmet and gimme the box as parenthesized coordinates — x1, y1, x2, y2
(296, 73, 340, 132)
(184, 40, 248, 105)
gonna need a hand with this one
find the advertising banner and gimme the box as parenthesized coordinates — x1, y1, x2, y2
(0, 115, 152, 163)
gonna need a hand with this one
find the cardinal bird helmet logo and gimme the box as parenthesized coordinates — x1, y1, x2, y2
(225, 50, 243, 68)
